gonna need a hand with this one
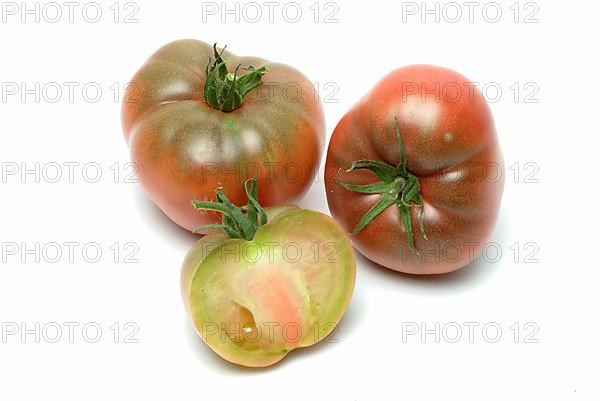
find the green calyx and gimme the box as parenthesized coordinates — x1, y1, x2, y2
(192, 178, 267, 241)
(339, 116, 428, 251)
(203, 43, 268, 112)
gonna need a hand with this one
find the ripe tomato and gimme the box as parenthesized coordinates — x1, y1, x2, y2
(180, 180, 356, 367)
(325, 65, 504, 275)
(122, 40, 325, 232)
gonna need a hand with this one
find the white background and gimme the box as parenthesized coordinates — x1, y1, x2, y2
(0, 0, 598, 399)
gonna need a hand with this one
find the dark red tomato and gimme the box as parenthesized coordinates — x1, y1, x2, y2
(325, 65, 504, 275)
(122, 40, 325, 232)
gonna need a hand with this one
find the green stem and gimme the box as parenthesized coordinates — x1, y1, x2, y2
(338, 116, 428, 251)
(203, 44, 268, 112)
(192, 178, 268, 241)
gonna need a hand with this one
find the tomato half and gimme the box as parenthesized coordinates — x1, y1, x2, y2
(122, 40, 325, 232)
(180, 180, 356, 367)
(325, 65, 504, 274)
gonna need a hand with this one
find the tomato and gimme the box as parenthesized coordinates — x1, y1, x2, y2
(180, 179, 356, 367)
(122, 40, 325, 232)
(325, 65, 504, 275)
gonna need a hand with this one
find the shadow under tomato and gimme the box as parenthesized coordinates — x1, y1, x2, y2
(133, 186, 199, 246)
(357, 252, 495, 287)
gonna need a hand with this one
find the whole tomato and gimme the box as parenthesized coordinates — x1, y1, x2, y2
(181, 179, 356, 367)
(325, 65, 504, 275)
(122, 40, 325, 232)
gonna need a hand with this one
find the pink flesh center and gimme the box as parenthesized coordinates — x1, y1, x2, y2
(225, 266, 305, 350)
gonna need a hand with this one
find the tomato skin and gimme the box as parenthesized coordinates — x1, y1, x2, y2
(325, 65, 504, 275)
(180, 206, 356, 368)
(122, 40, 325, 232)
